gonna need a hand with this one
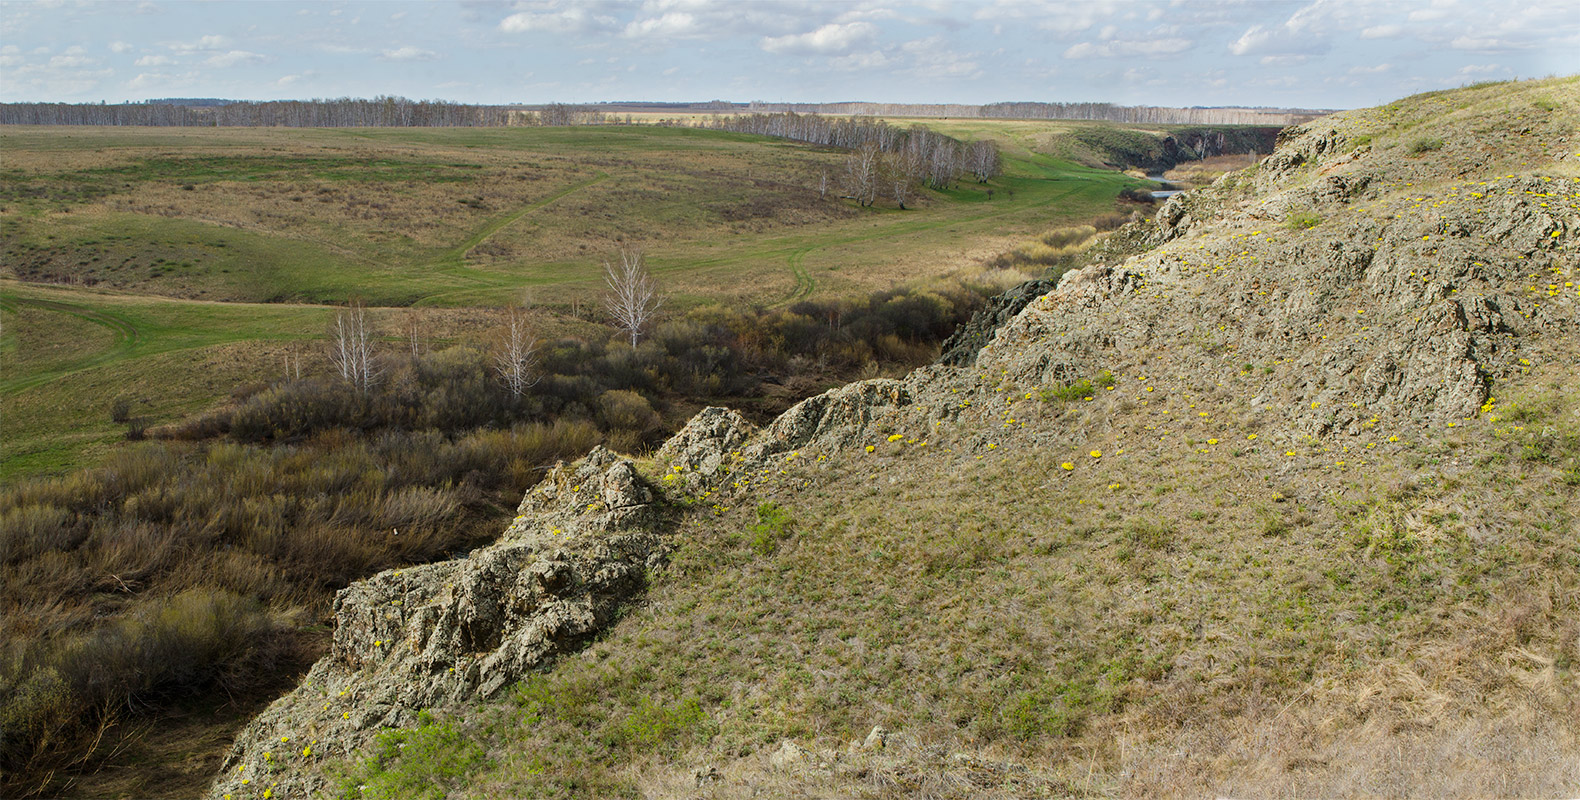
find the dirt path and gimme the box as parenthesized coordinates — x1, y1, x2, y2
(450, 172, 610, 265)
(0, 295, 143, 394)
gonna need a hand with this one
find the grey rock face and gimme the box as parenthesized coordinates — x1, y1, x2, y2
(937, 279, 1056, 367)
(207, 448, 668, 800)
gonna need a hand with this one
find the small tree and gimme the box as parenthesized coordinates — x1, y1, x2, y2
(493, 304, 541, 401)
(604, 250, 664, 347)
(330, 301, 380, 394)
(844, 141, 882, 207)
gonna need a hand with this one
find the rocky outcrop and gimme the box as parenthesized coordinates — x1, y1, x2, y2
(207, 447, 669, 800)
(938, 279, 1055, 366)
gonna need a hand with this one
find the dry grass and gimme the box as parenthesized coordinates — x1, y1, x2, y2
(1162, 153, 1261, 187)
(333, 369, 1578, 795)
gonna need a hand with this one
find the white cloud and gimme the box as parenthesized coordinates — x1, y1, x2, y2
(128, 70, 197, 90)
(897, 38, 982, 79)
(1457, 63, 1506, 76)
(380, 46, 439, 62)
(623, 12, 702, 39)
(1451, 35, 1514, 51)
(760, 22, 877, 55)
(135, 55, 174, 67)
(205, 50, 266, 68)
(500, 7, 618, 35)
(972, 0, 1126, 35)
(1064, 37, 1191, 59)
(49, 50, 96, 69)
(828, 49, 892, 71)
(1348, 63, 1392, 74)
(276, 71, 316, 86)
(1228, 20, 1329, 59)
(1360, 24, 1402, 39)
(169, 34, 230, 52)
(109, 41, 134, 54)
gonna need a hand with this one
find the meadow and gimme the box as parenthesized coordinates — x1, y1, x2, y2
(2, 121, 1147, 482)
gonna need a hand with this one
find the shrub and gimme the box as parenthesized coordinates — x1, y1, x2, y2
(748, 502, 795, 555)
(1287, 209, 1323, 230)
(335, 710, 488, 800)
(1407, 136, 1444, 155)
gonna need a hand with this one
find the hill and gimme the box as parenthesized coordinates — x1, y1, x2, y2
(204, 76, 1580, 799)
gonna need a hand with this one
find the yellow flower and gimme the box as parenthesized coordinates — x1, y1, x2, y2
(1089, 450, 1102, 458)
(1246, 433, 1257, 440)
(1310, 401, 1320, 409)
(1207, 438, 1219, 445)
(1285, 450, 1296, 456)
(302, 746, 311, 757)
(887, 433, 904, 442)
(1061, 462, 1075, 471)
(865, 445, 876, 453)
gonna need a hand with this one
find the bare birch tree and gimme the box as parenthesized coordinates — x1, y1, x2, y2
(493, 304, 541, 401)
(966, 140, 1002, 183)
(845, 141, 882, 207)
(604, 250, 664, 347)
(330, 301, 381, 393)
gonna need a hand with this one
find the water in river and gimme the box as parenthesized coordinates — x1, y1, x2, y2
(1148, 173, 1184, 200)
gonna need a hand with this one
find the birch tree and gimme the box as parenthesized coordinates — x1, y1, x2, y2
(604, 250, 664, 347)
(493, 304, 541, 401)
(845, 141, 882, 207)
(329, 301, 380, 393)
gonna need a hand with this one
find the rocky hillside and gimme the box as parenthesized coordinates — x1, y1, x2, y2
(209, 78, 1578, 799)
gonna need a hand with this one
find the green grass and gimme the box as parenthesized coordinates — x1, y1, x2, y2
(1, 122, 1146, 480)
(0, 282, 335, 479)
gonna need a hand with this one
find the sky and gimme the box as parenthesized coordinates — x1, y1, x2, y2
(2, 0, 1578, 110)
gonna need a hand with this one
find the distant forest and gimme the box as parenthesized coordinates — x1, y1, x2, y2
(0, 96, 1326, 127)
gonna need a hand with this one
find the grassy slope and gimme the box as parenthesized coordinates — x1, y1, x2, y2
(1, 124, 1141, 482)
(326, 78, 1580, 798)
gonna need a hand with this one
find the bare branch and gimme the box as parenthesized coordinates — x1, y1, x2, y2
(603, 250, 664, 347)
(328, 301, 380, 393)
(493, 304, 541, 401)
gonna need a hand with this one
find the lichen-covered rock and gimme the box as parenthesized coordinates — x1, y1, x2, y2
(656, 406, 757, 476)
(206, 448, 666, 800)
(978, 174, 1576, 436)
(937, 279, 1055, 367)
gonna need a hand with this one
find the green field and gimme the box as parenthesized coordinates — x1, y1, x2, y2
(2, 122, 1148, 480)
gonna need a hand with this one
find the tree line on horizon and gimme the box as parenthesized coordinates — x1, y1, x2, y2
(0, 96, 1323, 128)
(707, 113, 1000, 208)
